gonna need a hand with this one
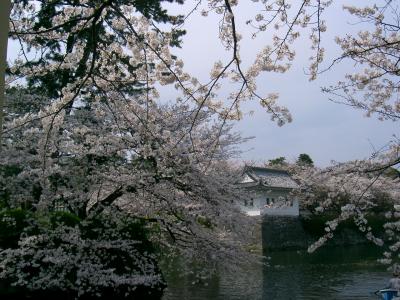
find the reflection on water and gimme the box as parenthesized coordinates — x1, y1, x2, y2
(163, 245, 389, 300)
(263, 245, 387, 300)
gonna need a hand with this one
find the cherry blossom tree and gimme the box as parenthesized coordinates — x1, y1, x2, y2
(1, 83, 255, 297)
(300, 1, 400, 266)
(289, 154, 400, 263)
(322, 1, 400, 122)
(1, 1, 257, 297)
(244, 0, 400, 267)
(2, 0, 400, 296)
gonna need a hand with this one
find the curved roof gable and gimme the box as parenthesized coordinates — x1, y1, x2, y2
(242, 166, 299, 189)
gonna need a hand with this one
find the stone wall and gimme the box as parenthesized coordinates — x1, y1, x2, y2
(261, 215, 371, 251)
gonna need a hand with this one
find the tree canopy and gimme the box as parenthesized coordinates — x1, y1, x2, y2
(1, 0, 400, 297)
(297, 153, 314, 167)
(267, 156, 287, 167)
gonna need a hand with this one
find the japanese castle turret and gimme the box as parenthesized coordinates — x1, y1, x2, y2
(239, 166, 300, 217)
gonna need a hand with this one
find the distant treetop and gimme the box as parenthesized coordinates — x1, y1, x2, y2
(267, 156, 287, 167)
(297, 153, 314, 167)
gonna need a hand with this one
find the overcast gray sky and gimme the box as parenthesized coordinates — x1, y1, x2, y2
(162, 0, 399, 167)
(7, 1, 399, 167)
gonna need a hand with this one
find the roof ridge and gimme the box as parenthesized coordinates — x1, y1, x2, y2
(245, 165, 288, 173)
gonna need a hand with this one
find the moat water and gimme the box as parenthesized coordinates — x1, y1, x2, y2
(163, 245, 389, 300)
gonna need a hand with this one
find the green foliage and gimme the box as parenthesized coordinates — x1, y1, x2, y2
(0, 165, 24, 209)
(268, 156, 287, 166)
(11, 0, 186, 100)
(132, 155, 158, 172)
(196, 216, 213, 229)
(369, 190, 397, 214)
(301, 214, 386, 237)
(297, 153, 314, 167)
(0, 209, 30, 249)
(0, 164, 22, 177)
(82, 213, 155, 252)
(49, 211, 81, 228)
(48, 172, 69, 189)
(384, 167, 400, 179)
(5, 86, 50, 115)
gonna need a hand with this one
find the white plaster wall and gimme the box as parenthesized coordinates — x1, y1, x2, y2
(239, 205, 261, 216)
(238, 189, 299, 217)
(261, 199, 299, 216)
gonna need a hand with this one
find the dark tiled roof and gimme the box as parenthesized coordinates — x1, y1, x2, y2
(243, 166, 299, 189)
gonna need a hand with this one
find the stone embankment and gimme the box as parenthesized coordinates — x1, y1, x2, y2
(261, 215, 374, 251)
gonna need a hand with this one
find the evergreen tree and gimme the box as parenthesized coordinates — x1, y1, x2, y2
(297, 153, 314, 167)
(268, 156, 287, 167)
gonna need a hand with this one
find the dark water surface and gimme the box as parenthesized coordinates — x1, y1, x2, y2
(163, 245, 389, 300)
